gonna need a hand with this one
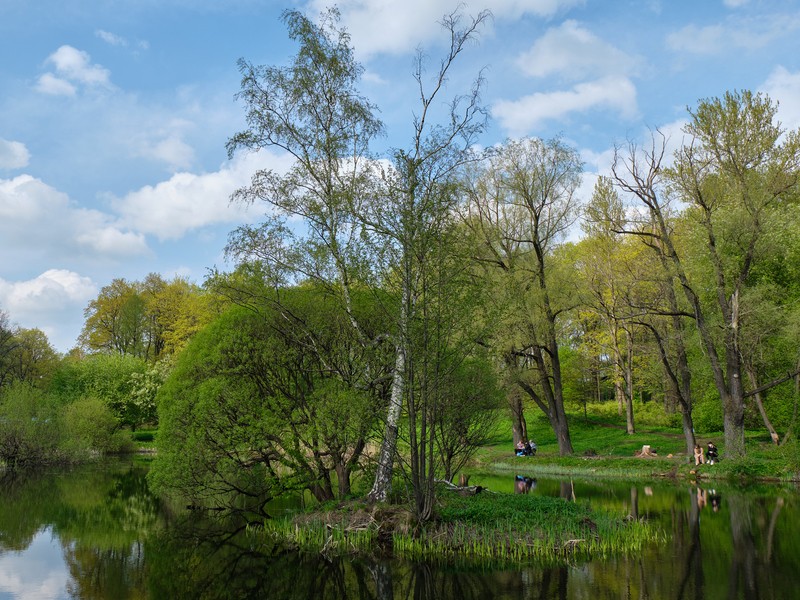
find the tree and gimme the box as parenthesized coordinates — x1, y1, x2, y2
(151, 289, 387, 511)
(0, 383, 63, 470)
(433, 356, 502, 482)
(3, 328, 60, 388)
(80, 275, 213, 361)
(580, 176, 642, 434)
(224, 7, 390, 500)
(0, 310, 20, 388)
(225, 7, 491, 518)
(463, 137, 582, 456)
(360, 8, 491, 516)
(50, 353, 147, 429)
(614, 92, 800, 458)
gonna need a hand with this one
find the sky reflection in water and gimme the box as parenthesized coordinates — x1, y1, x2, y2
(0, 527, 68, 600)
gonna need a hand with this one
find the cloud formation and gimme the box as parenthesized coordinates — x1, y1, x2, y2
(761, 66, 800, 131)
(516, 20, 640, 80)
(0, 139, 30, 170)
(667, 14, 800, 55)
(308, 0, 584, 57)
(35, 46, 111, 96)
(493, 76, 638, 135)
(113, 151, 292, 240)
(493, 21, 639, 135)
(0, 174, 150, 261)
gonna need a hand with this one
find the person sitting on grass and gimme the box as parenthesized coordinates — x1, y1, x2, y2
(693, 444, 706, 466)
(515, 440, 526, 456)
(706, 442, 719, 465)
(524, 440, 537, 457)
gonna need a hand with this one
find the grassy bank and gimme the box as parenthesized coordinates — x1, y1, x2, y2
(258, 487, 662, 564)
(473, 409, 800, 484)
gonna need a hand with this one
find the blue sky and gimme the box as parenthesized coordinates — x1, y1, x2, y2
(1, 0, 799, 353)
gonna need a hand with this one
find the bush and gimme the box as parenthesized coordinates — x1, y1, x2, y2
(62, 397, 132, 457)
(0, 383, 63, 469)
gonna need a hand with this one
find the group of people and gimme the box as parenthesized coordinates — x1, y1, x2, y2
(515, 439, 537, 457)
(693, 441, 720, 465)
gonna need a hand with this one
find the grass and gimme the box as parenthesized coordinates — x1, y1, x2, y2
(257, 489, 662, 565)
(473, 407, 800, 484)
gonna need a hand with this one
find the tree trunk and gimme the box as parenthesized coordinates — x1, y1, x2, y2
(744, 364, 780, 444)
(624, 327, 635, 434)
(367, 343, 405, 503)
(508, 387, 527, 444)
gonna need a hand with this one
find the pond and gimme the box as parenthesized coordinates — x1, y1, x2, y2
(0, 460, 797, 599)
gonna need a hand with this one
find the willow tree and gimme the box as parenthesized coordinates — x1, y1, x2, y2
(464, 137, 582, 456)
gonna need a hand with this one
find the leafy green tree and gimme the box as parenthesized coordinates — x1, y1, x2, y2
(463, 137, 582, 456)
(3, 328, 60, 388)
(151, 287, 388, 511)
(0, 310, 20, 388)
(433, 356, 502, 482)
(50, 353, 147, 429)
(62, 397, 130, 456)
(360, 9, 490, 516)
(614, 91, 800, 458)
(0, 382, 63, 470)
(80, 274, 213, 361)
(80, 278, 146, 357)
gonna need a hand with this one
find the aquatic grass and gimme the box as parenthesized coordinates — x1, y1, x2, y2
(256, 492, 663, 565)
(411, 492, 663, 563)
(259, 517, 379, 555)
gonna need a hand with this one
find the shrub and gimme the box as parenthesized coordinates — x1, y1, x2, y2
(62, 397, 131, 457)
(0, 382, 63, 469)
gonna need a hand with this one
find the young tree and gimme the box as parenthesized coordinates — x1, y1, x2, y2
(223, 7, 391, 496)
(361, 9, 490, 515)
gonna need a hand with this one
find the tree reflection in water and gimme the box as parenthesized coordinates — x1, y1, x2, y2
(2, 465, 799, 599)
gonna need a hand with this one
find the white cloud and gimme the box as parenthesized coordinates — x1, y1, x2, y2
(516, 20, 640, 80)
(492, 76, 638, 135)
(723, 0, 749, 7)
(36, 45, 111, 95)
(76, 227, 149, 256)
(113, 151, 292, 240)
(760, 66, 800, 132)
(0, 174, 150, 259)
(308, 0, 584, 57)
(0, 139, 30, 169)
(47, 45, 111, 85)
(667, 14, 800, 55)
(96, 29, 127, 46)
(145, 134, 196, 171)
(35, 72, 76, 96)
(0, 269, 96, 315)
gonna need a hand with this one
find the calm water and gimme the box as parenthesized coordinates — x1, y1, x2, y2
(0, 460, 798, 599)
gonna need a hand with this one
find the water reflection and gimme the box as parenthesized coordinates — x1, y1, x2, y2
(0, 462, 798, 599)
(0, 462, 158, 600)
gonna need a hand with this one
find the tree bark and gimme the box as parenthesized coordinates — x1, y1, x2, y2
(367, 343, 405, 503)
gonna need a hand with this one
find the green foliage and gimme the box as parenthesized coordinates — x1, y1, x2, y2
(62, 397, 131, 456)
(150, 291, 386, 512)
(50, 353, 147, 428)
(0, 382, 63, 469)
(692, 393, 724, 434)
(128, 358, 172, 427)
(433, 356, 503, 481)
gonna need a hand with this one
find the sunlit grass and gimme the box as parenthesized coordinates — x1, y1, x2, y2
(256, 491, 663, 565)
